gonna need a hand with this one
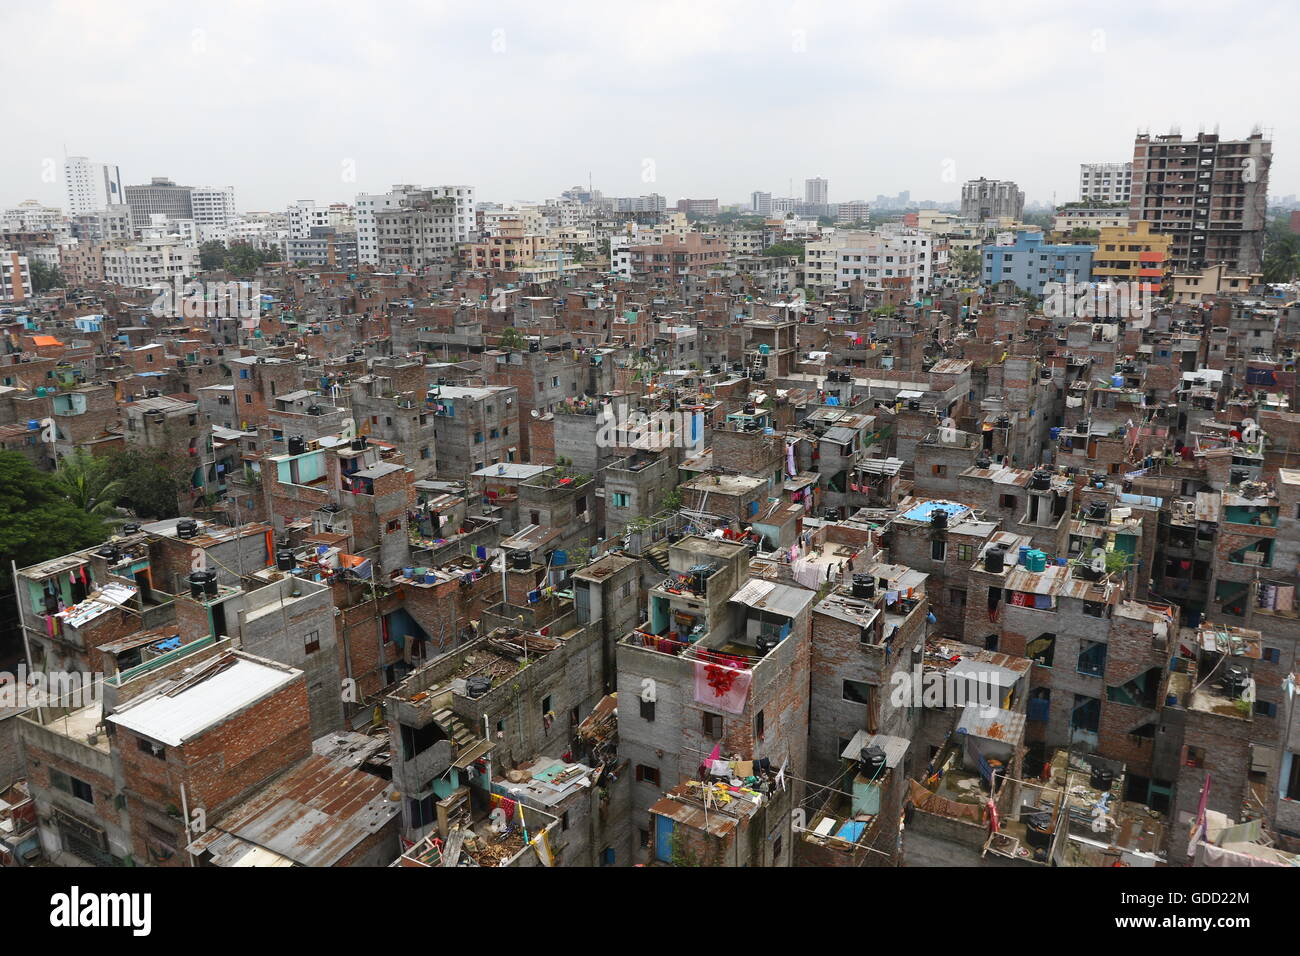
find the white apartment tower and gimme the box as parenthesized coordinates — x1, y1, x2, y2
(356, 184, 475, 265)
(190, 186, 237, 229)
(1078, 162, 1132, 203)
(64, 156, 124, 217)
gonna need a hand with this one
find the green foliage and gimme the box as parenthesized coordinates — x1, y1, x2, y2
(1263, 232, 1300, 284)
(103, 447, 193, 520)
(0, 452, 108, 587)
(198, 241, 278, 277)
(54, 449, 125, 521)
(761, 241, 805, 261)
(950, 248, 982, 278)
(29, 260, 65, 293)
(498, 327, 526, 350)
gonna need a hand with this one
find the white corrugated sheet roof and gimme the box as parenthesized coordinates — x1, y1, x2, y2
(108, 657, 298, 746)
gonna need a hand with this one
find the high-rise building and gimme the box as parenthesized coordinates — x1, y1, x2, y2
(190, 186, 237, 231)
(1129, 129, 1272, 273)
(1079, 162, 1133, 203)
(356, 184, 474, 265)
(64, 156, 123, 216)
(960, 178, 1024, 221)
(805, 177, 828, 206)
(751, 191, 772, 215)
(124, 177, 193, 231)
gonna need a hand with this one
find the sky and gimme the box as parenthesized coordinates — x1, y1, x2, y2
(3, 0, 1297, 212)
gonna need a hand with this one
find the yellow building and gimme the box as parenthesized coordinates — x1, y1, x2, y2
(1090, 221, 1172, 294)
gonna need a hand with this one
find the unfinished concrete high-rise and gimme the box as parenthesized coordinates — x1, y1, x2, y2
(1129, 129, 1272, 274)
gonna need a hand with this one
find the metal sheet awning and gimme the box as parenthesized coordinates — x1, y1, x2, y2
(452, 738, 496, 769)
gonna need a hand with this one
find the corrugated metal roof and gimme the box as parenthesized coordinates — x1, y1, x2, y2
(957, 704, 1026, 743)
(187, 754, 398, 866)
(108, 656, 299, 746)
(840, 731, 910, 766)
(729, 579, 815, 618)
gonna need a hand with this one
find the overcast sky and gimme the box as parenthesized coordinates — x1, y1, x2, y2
(4, 0, 1296, 212)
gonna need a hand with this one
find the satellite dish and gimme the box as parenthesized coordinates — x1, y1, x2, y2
(1089, 548, 1107, 574)
(530, 409, 540, 419)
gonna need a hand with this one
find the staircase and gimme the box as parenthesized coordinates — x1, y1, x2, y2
(643, 543, 670, 575)
(433, 708, 477, 749)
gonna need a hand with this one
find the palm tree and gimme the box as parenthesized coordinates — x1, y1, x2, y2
(1263, 234, 1300, 284)
(55, 449, 125, 521)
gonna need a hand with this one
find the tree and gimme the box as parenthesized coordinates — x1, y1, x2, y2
(199, 240, 227, 271)
(762, 241, 806, 261)
(0, 452, 108, 587)
(103, 447, 193, 520)
(29, 260, 65, 293)
(1263, 233, 1300, 284)
(498, 327, 526, 350)
(54, 449, 125, 521)
(951, 248, 982, 279)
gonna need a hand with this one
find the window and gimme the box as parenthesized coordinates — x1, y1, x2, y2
(638, 828, 651, 848)
(611, 492, 630, 508)
(1185, 745, 1205, 768)
(754, 709, 765, 741)
(635, 764, 660, 786)
(702, 712, 723, 737)
(136, 736, 166, 759)
(956, 544, 973, 562)
(1077, 640, 1107, 677)
(541, 695, 553, 716)
(640, 698, 655, 721)
(50, 769, 94, 804)
(1000, 493, 1017, 509)
(304, 629, 320, 654)
(931, 539, 946, 561)
(772, 835, 782, 862)
(602, 846, 616, 866)
(843, 679, 871, 704)
(1027, 633, 1056, 667)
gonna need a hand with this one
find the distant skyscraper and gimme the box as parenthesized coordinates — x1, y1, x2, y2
(190, 186, 237, 228)
(124, 177, 193, 230)
(64, 156, 123, 216)
(805, 178, 828, 206)
(751, 191, 772, 215)
(1078, 162, 1132, 203)
(960, 178, 1024, 221)
(1129, 129, 1272, 273)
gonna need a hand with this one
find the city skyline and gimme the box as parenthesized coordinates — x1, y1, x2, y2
(3, 0, 1297, 211)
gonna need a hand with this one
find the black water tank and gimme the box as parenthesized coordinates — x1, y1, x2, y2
(859, 745, 887, 779)
(1030, 471, 1051, 491)
(276, 549, 296, 571)
(931, 509, 949, 530)
(1223, 665, 1250, 699)
(288, 435, 306, 455)
(122, 522, 140, 534)
(466, 676, 492, 698)
(985, 547, 1005, 573)
(851, 574, 875, 599)
(510, 549, 532, 570)
(1090, 766, 1115, 792)
(177, 518, 198, 539)
(187, 570, 213, 600)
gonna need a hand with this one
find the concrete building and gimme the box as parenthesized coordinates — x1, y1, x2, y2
(1078, 162, 1133, 203)
(1129, 130, 1272, 273)
(981, 230, 1094, 296)
(64, 156, 124, 217)
(124, 177, 193, 232)
(961, 178, 1025, 221)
